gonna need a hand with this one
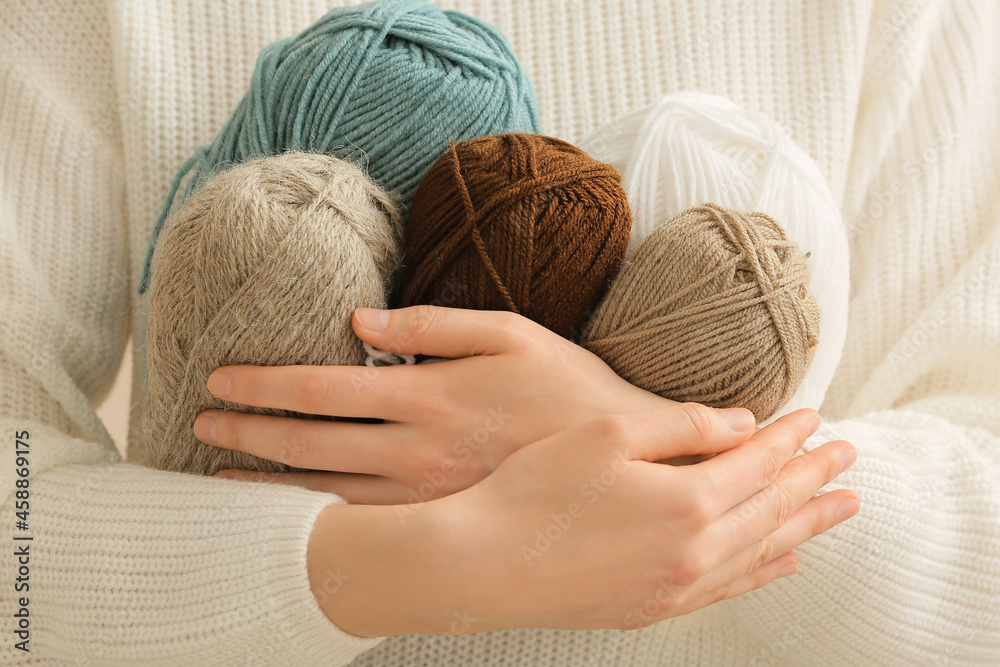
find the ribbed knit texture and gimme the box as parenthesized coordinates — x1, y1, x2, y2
(2, 0, 999, 665)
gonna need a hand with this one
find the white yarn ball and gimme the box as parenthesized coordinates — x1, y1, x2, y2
(579, 91, 850, 420)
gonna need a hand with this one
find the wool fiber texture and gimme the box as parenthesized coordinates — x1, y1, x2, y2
(143, 152, 401, 476)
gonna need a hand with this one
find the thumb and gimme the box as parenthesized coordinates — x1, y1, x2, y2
(621, 403, 757, 463)
(352, 305, 543, 358)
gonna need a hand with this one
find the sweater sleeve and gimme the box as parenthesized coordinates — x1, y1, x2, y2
(0, 2, 382, 663)
(718, 1, 1000, 663)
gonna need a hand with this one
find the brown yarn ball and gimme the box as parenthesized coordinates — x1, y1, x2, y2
(142, 152, 402, 476)
(396, 133, 631, 339)
(582, 203, 820, 422)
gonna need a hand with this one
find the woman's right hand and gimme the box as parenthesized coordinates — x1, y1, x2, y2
(307, 404, 859, 637)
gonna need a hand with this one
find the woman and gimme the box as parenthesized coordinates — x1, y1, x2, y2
(2, 1, 997, 665)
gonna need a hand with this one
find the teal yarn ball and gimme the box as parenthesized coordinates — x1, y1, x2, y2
(139, 0, 539, 294)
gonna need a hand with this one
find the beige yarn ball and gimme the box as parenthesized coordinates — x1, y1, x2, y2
(142, 152, 402, 476)
(582, 203, 820, 422)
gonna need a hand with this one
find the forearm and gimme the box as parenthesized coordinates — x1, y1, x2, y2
(0, 450, 382, 664)
(308, 495, 492, 639)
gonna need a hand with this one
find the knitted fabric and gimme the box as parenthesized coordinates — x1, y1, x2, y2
(3, 1, 1000, 664)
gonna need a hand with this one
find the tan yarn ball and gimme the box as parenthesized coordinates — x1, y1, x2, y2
(142, 152, 402, 476)
(582, 203, 820, 422)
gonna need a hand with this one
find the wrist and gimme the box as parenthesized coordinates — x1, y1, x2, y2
(306, 496, 494, 638)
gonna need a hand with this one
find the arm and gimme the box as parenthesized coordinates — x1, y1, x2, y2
(0, 4, 379, 663)
(305, 405, 859, 639)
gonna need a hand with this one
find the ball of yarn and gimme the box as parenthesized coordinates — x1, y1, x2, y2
(142, 152, 401, 476)
(138, 0, 539, 294)
(582, 204, 820, 422)
(397, 133, 632, 339)
(579, 92, 849, 419)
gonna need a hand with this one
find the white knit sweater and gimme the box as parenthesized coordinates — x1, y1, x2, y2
(1, 0, 998, 664)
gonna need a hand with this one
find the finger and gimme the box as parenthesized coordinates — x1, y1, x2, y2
(708, 439, 857, 555)
(353, 305, 549, 358)
(195, 410, 407, 475)
(694, 551, 799, 613)
(214, 469, 416, 505)
(685, 409, 822, 515)
(697, 487, 860, 594)
(205, 364, 433, 421)
(621, 402, 757, 464)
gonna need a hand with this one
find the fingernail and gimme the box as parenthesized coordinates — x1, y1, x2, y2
(719, 408, 755, 432)
(779, 562, 798, 578)
(194, 415, 217, 445)
(207, 372, 231, 398)
(355, 307, 390, 332)
(840, 446, 857, 472)
(836, 498, 860, 522)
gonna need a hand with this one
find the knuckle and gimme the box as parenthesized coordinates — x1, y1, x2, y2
(408, 305, 439, 342)
(299, 371, 332, 413)
(751, 538, 777, 572)
(759, 447, 782, 487)
(592, 414, 633, 443)
(214, 413, 240, 449)
(671, 555, 709, 587)
(493, 311, 536, 348)
(677, 402, 718, 442)
(278, 427, 318, 468)
(769, 478, 796, 526)
(677, 494, 715, 533)
(404, 382, 448, 418)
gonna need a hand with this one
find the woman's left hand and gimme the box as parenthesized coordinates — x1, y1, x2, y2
(195, 306, 688, 504)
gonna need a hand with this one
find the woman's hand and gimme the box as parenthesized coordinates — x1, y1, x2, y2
(308, 403, 859, 637)
(195, 306, 684, 503)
